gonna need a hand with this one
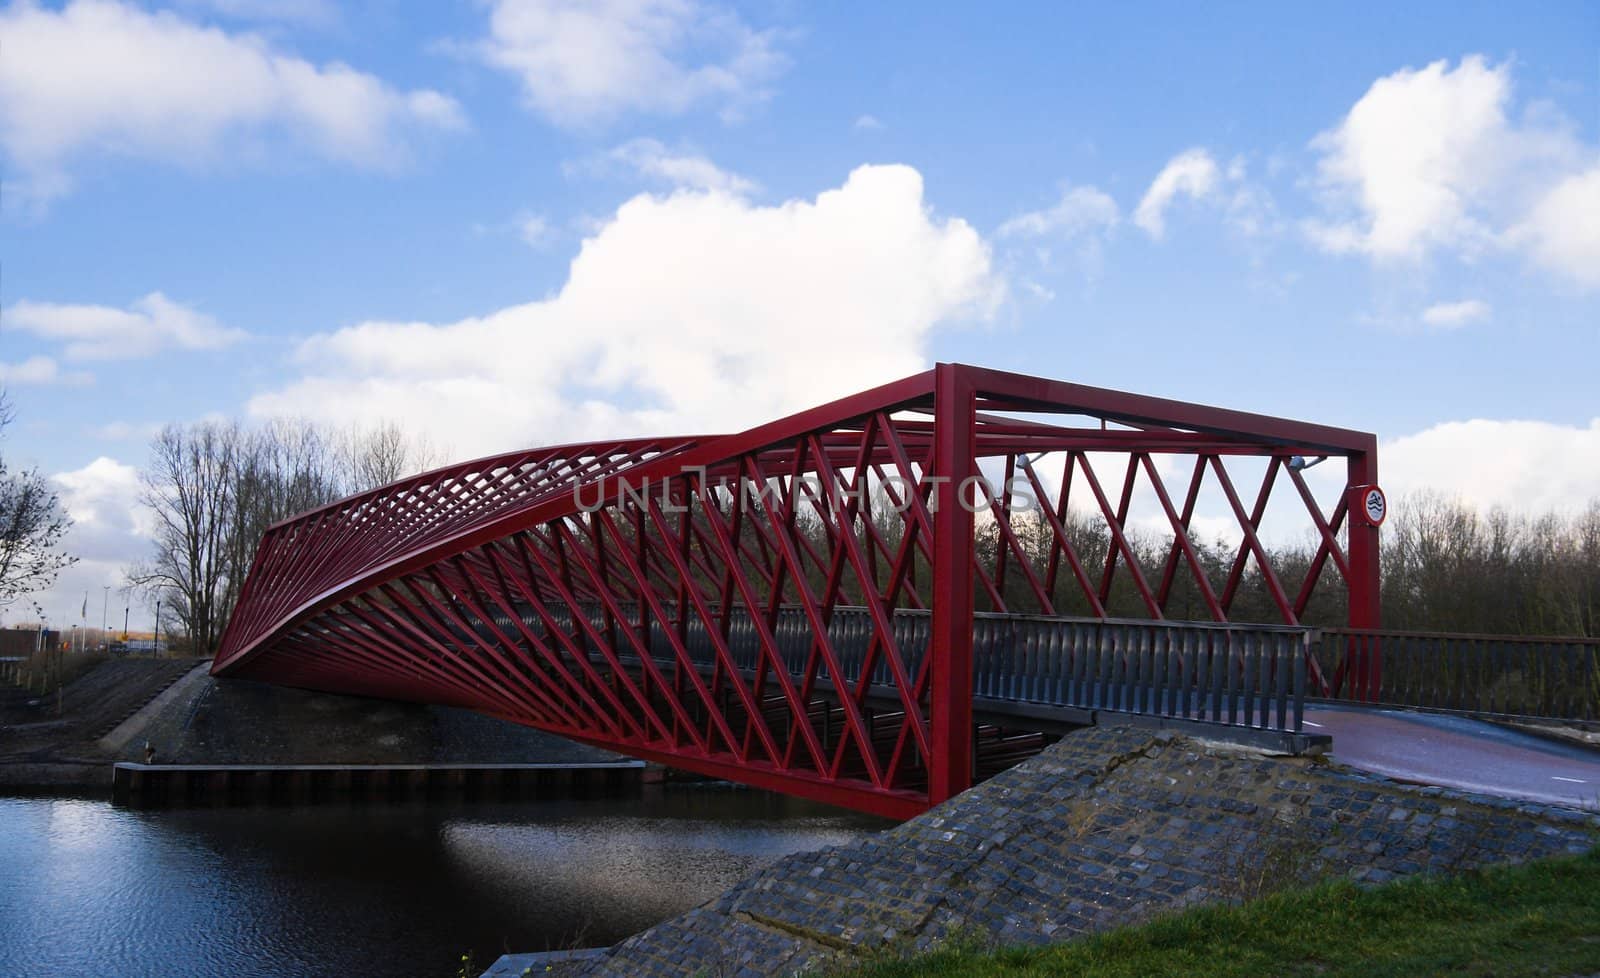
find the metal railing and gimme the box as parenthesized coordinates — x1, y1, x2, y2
(442, 603, 1312, 733)
(968, 614, 1309, 732)
(1318, 628, 1600, 721)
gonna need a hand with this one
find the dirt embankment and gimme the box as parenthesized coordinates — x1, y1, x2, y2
(1, 657, 618, 792)
(0, 657, 203, 789)
(128, 670, 620, 767)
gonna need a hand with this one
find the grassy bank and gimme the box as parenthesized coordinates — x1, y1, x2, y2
(830, 848, 1600, 978)
(5, 648, 108, 694)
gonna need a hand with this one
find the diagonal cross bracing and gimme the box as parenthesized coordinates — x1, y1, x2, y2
(214, 364, 1380, 818)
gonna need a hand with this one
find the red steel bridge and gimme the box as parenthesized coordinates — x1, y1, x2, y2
(213, 364, 1386, 819)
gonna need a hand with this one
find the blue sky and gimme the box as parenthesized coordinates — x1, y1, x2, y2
(1, 0, 1597, 629)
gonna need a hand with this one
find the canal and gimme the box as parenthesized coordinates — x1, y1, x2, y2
(0, 788, 890, 978)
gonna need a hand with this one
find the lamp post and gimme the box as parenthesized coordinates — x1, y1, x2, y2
(33, 620, 45, 693)
(101, 586, 109, 640)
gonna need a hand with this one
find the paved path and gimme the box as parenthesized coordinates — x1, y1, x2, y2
(1306, 704, 1600, 810)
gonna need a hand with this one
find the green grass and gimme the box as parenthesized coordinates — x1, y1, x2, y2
(827, 848, 1600, 978)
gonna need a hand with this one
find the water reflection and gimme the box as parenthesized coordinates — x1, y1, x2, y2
(0, 788, 889, 978)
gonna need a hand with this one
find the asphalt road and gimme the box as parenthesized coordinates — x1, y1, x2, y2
(1306, 703, 1600, 810)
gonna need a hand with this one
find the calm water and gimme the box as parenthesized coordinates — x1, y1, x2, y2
(0, 789, 888, 978)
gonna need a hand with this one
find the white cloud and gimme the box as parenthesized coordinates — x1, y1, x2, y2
(473, 0, 787, 126)
(7, 292, 246, 361)
(587, 137, 757, 194)
(1306, 55, 1596, 288)
(1507, 164, 1600, 289)
(0, 355, 91, 386)
(1382, 417, 1600, 515)
(0, 356, 57, 384)
(1134, 148, 1221, 239)
(1420, 299, 1491, 330)
(51, 457, 150, 543)
(24, 457, 152, 629)
(998, 184, 1119, 239)
(1307, 56, 1513, 259)
(854, 114, 884, 132)
(248, 164, 1003, 459)
(0, 0, 464, 202)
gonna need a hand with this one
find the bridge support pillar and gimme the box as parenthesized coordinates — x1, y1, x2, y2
(930, 364, 976, 805)
(1346, 444, 1382, 701)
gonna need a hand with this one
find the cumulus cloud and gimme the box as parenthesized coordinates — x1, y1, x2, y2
(580, 137, 757, 194)
(1507, 164, 1600, 289)
(853, 114, 884, 132)
(1419, 299, 1491, 330)
(248, 164, 1003, 459)
(30, 457, 151, 628)
(1306, 56, 1597, 288)
(6, 292, 246, 361)
(1307, 56, 1515, 259)
(1133, 149, 1221, 239)
(1381, 417, 1600, 515)
(472, 0, 788, 125)
(51, 457, 151, 544)
(0, 0, 464, 202)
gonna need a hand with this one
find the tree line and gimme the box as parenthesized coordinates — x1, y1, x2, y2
(1379, 491, 1597, 636)
(128, 419, 441, 655)
(124, 420, 1599, 656)
(972, 493, 1597, 637)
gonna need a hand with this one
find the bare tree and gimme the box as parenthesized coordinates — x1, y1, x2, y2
(0, 390, 76, 615)
(130, 422, 243, 655)
(337, 420, 442, 493)
(129, 417, 443, 653)
(228, 419, 344, 598)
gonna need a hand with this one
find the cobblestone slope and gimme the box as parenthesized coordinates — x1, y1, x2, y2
(566, 725, 1599, 978)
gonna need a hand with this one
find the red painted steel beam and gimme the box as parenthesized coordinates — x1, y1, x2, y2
(215, 362, 1380, 818)
(1346, 447, 1383, 699)
(956, 364, 1374, 453)
(929, 363, 976, 804)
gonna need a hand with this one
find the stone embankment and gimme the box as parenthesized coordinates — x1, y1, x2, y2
(542, 725, 1598, 978)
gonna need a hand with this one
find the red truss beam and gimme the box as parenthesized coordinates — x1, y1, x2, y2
(214, 364, 1381, 818)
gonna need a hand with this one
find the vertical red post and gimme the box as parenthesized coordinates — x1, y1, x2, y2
(930, 363, 976, 804)
(1346, 442, 1382, 700)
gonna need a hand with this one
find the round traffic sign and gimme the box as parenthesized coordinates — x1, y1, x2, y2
(1361, 486, 1387, 526)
